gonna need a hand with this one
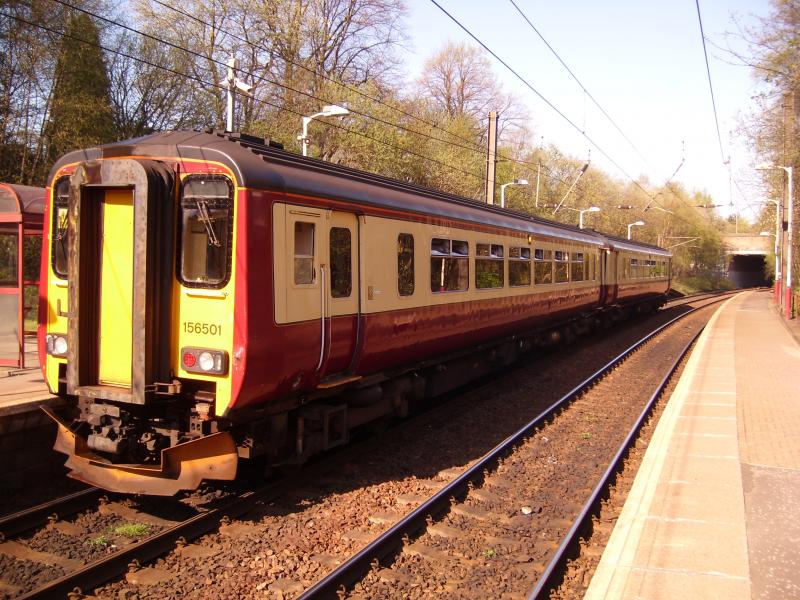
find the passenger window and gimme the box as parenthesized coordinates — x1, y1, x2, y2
(294, 222, 315, 285)
(534, 248, 553, 284)
(570, 252, 585, 282)
(329, 227, 351, 297)
(476, 243, 504, 289)
(179, 176, 233, 288)
(554, 250, 569, 283)
(398, 233, 414, 296)
(509, 246, 531, 287)
(51, 177, 70, 279)
(430, 238, 469, 293)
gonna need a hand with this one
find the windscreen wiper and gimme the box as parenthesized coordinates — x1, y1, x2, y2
(193, 199, 220, 247)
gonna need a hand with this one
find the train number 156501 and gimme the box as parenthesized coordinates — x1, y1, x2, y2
(182, 321, 222, 336)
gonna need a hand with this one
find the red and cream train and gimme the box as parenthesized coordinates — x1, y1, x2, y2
(39, 130, 671, 495)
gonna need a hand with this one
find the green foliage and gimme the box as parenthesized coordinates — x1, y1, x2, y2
(110, 522, 151, 538)
(88, 534, 110, 548)
(672, 276, 734, 295)
(45, 11, 116, 161)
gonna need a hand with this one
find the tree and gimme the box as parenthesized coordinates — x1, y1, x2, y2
(416, 41, 525, 141)
(45, 11, 116, 162)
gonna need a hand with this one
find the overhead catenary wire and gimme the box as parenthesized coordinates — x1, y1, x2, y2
(17, 1, 705, 235)
(506, 0, 652, 170)
(425, 0, 703, 226)
(142, 0, 574, 187)
(427, 0, 660, 206)
(53, 0, 589, 193)
(694, 0, 726, 163)
(3, 9, 487, 185)
(51, 0, 503, 169)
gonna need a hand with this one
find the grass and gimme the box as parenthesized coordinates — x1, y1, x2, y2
(88, 535, 110, 548)
(110, 522, 151, 538)
(672, 276, 735, 295)
(581, 432, 592, 440)
(482, 548, 497, 559)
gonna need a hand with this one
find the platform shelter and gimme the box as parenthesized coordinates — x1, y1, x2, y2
(0, 183, 45, 368)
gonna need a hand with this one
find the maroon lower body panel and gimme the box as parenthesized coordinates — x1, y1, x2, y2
(228, 286, 604, 414)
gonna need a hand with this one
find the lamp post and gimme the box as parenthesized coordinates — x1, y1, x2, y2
(298, 104, 350, 157)
(499, 179, 529, 208)
(756, 163, 793, 318)
(627, 220, 645, 240)
(561, 206, 601, 229)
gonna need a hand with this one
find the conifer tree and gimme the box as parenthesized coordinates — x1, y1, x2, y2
(46, 11, 116, 161)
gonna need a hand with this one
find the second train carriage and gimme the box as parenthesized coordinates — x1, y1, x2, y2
(39, 130, 671, 495)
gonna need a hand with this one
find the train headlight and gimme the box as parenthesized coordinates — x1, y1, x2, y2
(181, 347, 228, 375)
(46, 333, 68, 358)
(198, 351, 215, 371)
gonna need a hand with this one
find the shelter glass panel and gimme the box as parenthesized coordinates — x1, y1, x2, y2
(0, 233, 17, 287)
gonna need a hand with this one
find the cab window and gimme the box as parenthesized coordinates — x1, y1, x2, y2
(51, 177, 70, 279)
(178, 176, 233, 288)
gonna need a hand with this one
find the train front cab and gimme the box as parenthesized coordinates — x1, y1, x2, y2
(41, 158, 240, 495)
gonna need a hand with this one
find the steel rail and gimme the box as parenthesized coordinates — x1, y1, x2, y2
(17, 483, 284, 599)
(297, 294, 734, 599)
(527, 322, 707, 598)
(0, 488, 102, 539)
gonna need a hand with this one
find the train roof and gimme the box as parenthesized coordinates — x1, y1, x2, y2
(50, 130, 671, 256)
(589, 232, 672, 257)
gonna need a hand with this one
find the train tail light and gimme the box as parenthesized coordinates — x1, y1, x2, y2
(46, 333, 68, 357)
(181, 347, 228, 375)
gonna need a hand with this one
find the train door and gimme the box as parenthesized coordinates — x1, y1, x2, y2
(276, 205, 361, 379)
(603, 249, 618, 303)
(325, 212, 360, 376)
(65, 160, 175, 404)
(98, 189, 134, 385)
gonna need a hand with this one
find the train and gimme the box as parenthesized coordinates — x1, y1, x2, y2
(39, 130, 671, 495)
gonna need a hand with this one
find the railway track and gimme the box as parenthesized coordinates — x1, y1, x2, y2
(0, 292, 732, 599)
(295, 292, 734, 599)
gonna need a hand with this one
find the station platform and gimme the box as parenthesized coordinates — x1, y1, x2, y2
(0, 342, 55, 418)
(585, 289, 800, 599)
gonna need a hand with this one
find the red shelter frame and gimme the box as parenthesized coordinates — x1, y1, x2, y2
(0, 183, 44, 368)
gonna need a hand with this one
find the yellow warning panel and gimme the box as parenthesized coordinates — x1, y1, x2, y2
(98, 189, 133, 386)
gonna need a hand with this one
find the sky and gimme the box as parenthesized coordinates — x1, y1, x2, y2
(397, 0, 774, 221)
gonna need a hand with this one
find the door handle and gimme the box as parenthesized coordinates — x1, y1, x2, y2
(56, 298, 71, 318)
(316, 265, 326, 373)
